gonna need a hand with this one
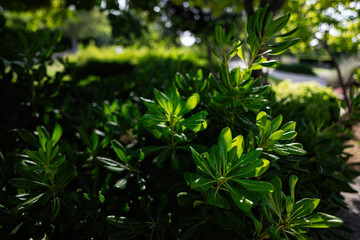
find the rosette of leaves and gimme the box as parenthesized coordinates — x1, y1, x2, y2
(259, 175, 342, 239)
(96, 140, 146, 191)
(245, 5, 299, 65)
(175, 69, 210, 100)
(0, 29, 63, 112)
(102, 99, 141, 143)
(254, 111, 307, 157)
(9, 124, 76, 222)
(209, 6, 299, 128)
(210, 24, 270, 114)
(77, 128, 111, 160)
(140, 85, 207, 169)
(184, 127, 273, 231)
(107, 194, 177, 240)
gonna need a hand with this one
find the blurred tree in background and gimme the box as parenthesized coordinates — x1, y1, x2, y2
(2, 0, 358, 57)
(61, 7, 112, 51)
(284, 0, 360, 55)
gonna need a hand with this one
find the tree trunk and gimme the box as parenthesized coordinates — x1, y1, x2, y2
(206, 41, 215, 75)
(244, 0, 254, 18)
(322, 33, 351, 112)
(260, 0, 287, 16)
(71, 36, 78, 53)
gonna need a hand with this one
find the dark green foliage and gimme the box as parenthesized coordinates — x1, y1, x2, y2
(69, 51, 208, 99)
(0, 6, 358, 240)
(269, 81, 360, 221)
(277, 63, 316, 75)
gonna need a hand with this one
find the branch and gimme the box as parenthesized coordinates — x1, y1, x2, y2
(322, 32, 351, 112)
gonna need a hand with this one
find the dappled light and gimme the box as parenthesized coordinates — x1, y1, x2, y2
(0, 0, 359, 239)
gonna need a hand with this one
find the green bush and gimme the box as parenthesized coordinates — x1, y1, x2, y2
(68, 44, 210, 98)
(276, 62, 316, 75)
(1, 7, 359, 240)
(270, 80, 360, 218)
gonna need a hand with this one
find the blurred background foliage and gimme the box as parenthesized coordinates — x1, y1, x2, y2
(1, 0, 359, 68)
(0, 0, 360, 239)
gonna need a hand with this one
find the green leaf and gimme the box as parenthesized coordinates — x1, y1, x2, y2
(179, 93, 200, 116)
(231, 66, 241, 86)
(153, 88, 171, 113)
(24, 149, 43, 164)
(15, 193, 45, 211)
(141, 97, 165, 116)
(264, 177, 285, 217)
(231, 158, 270, 178)
(95, 157, 126, 173)
(231, 135, 244, 159)
(237, 41, 245, 61)
(265, 14, 290, 36)
(168, 84, 181, 113)
(50, 197, 61, 222)
(281, 121, 296, 132)
(51, 123, 62, 146)
(227, 183, 253, 212)
(256, 111, 267, 129)
(291, 212, 343, 228)
(231, 149, 262, 170)
(9, 222, 23, 235)
(219, 128, 233, 152)
(279, 131, 297, 140)
(182, 112, 207, 132)
(111, 140, 128, 164)
(289, 175, 298, 199)
(225, 23, 235, 44)
(266, 38, 299, 55)
(98, 191, 105, 203)
(275, 26, 299, 38)
(51, 155, 66, 169)
(269, 226, 286, 240)
(232, 179, 273, 193)
(217, 127, 232, 166)
(9, 178, 48, 189)
(273, 143, 307, 155)
(286, 196, 294, 217)
(290, 198, 320, 220)
(90, 132, 99, 151)
(269, 130, 284, 141)
(184, 172, 215, 192)
(107, 215, 144, 228)
(18, 129, 39, 148)
(141, 114, 166, 126)
(258, 60, 280, 68)
(271, 115, 283, 133)
(114, 178, 128, 190)
(206, 189, 231, 209)
(247, 14, 255, 34)
(190, 147, 214, 177)
(177, 192, 200, 207)
(170, 152, 180, 169)
(212, 44, 220, 59)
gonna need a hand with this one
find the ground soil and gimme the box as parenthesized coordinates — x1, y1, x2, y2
(330, 123, 360, 239)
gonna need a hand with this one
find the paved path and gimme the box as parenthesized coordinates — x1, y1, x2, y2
(331, 176, 360, 240)
(269, 70, 328, 86)
(228, 59, 328, 86)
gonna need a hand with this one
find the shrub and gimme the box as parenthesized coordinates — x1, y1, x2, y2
(276, 62, 316, 76)
(270, 80, 360, 219)
(1, 6, 359, 240)
(68, 44, 210, 99)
